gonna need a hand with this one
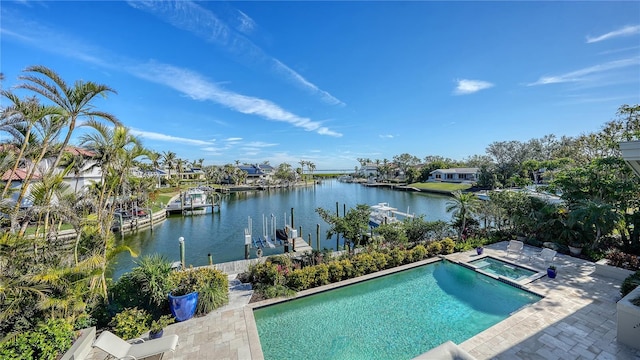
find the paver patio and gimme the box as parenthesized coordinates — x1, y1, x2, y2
(87, 241, 640, 359)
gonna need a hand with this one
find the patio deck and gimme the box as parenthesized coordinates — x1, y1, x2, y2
(87, 241, 640, 359)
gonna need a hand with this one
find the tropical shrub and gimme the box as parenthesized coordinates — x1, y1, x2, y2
(454, 238, 485, 252)
(606, 251, 640, 271)
(246, 262, 281, 286)
(260, 284, 295, 299)
(426, 241, 443, 257)
(387, 248, 406, 267)
(621, 271, 640, 297)
(410, 244, 427, 261)
(167, 267, 229, 315)
(196, 279, 229, 315)
(287, 268, 313, 291)
(130, 254, 173, 311)
(440, 237, 456, 254)
(339, 259, 355, 279)
(109, 273, 145, 314)
(0, 318, 75, 360)
(375, 222, 408, 246)
(313, 264, 330, 287)
(110, 307, 151, 339)
(352, 253, 376, 275)
(372, 251, 389, 270)
(266, 254, 293, 268)
(327, 261, 345, 282)
(149, 315, 175, 334)
(246, 238, 463, 300)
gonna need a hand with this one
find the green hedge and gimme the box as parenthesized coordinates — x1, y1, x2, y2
(245, 238, 455, 299)
(0, 319, 75, 360)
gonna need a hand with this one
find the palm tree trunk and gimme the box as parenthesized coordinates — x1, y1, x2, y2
(1, 127, 33, 198)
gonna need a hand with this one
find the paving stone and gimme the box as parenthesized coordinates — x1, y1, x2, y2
(84, 243, 640, 360)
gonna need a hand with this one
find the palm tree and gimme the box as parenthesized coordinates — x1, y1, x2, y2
(146, 151, 162, 188)
(298, 160, 307, 183)
(446, 190, 480, 239)
(569, 199, 621, 249)
(8, 112, 67, 234)
(16, 65, 120, 171)
(0, 93, 62, 199)
(60, 152, 90, 193)
(80, 122, 142, 297)
(308, 162, 316, 182)
(175, 158, 184, 182)
(161, 151, 176, 183)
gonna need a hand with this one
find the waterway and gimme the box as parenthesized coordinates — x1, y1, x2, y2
(109, 180, 453, 278)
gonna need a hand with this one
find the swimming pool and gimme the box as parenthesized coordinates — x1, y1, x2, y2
(468, 256, 538, 282)
(253, 261, 541, 360)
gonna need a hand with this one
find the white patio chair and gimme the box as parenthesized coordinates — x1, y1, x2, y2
(530, 248, 557, 268)
(93, 330, 179, 360)
(506, 240, 524, 259)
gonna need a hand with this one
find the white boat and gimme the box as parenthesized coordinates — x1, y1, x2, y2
(369, 202, 414, 228)
(476, 191, 490, 201)
(166, 189, 209, 214)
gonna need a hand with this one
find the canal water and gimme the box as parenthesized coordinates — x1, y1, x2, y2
(109, 180, 453, 278)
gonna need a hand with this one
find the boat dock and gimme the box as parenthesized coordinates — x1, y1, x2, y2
(204, 237, 313, 274)
(166, 188, 222, 215)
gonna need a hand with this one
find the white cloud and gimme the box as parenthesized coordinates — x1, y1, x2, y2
(586, 25, 640, 43)
(244, 141, 278, 148)
(127, 0, 344, 106)
(127, 61, 344, 137)
(236, 10, 256, 34)
(271, 59, 344, 106)
(130, 129, 214, 146)
(2, 7, 343, 137)
(225, 137, 243, 142)
(454, 79, 494, 95)
(527, 57, 640, 86)
(379, 134, 394, 139)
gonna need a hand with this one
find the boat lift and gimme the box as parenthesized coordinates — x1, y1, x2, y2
(244, 213, 297, 259)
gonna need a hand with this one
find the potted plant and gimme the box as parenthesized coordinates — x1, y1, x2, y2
(167, 270, 199, 322)
(547, 265, 557, 279)
(568, 241, 584, 256)
(476, 246, 484, 255)
(149, 315, 174, 339)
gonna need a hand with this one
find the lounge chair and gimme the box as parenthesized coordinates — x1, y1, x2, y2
(506, 240, 524, 258)
(93, 330, 179, 360)
(530, 248, 557, 268)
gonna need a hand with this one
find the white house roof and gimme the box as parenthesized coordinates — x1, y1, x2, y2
(620, 141, 640, 178)
(430, 167, 479, 174)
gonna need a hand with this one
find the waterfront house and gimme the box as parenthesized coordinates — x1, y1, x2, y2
(429, 167, 479, 183)
(2, 146, 102, 207)
(237, 164, 274, 184)
(357, 164, 379, 178)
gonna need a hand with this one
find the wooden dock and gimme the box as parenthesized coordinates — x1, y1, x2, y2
(290, 237, 313, 253)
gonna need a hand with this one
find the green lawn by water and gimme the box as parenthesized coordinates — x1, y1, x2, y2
(407, 182, 472, 193)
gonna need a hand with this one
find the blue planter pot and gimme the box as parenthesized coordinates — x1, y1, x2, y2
(149, 329, 163, 339)
(168, 292, 198, 322)
(547, 268, 557, 279)
(476, 247, 484, 255)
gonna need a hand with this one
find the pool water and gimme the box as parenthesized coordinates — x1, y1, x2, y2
(469, 257, 537, 281)
(253, 261, 541, 360)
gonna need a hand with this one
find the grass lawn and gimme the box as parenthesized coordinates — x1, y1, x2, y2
(157, 193, 176, 207)
(408, 182, 472, 193)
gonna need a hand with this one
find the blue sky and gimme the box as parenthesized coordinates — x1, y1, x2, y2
(2, 1, 639, 170)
